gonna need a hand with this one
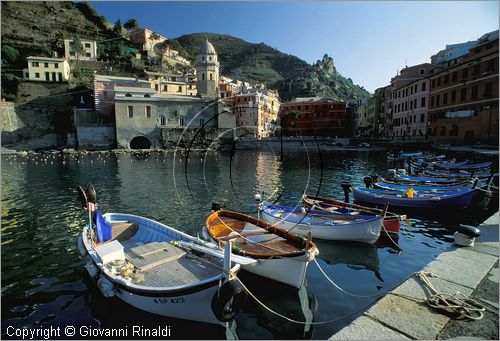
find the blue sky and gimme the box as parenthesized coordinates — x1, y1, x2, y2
(91, 1, 498, 93)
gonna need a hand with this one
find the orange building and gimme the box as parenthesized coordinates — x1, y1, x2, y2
(282, 97, 348, 137)
(223, 88, 280, 138)
(428, 33, 498, 144)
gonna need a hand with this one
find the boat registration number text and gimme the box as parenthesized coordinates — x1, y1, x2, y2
(154, 297, 185, 304)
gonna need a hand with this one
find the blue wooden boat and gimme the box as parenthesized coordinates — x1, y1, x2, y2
(352, 187, 476, 209)
(397, 174, 470, 184)
(434, 161, 492, 171)
(377, 176, 473, 188)
(409, 159, 469, 170)
(424, 169, 493, 179)
(387, 151, 423, 160)
(373, 181, 474, 192)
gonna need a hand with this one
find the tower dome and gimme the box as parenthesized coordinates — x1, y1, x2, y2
(200, 36, 216, 54)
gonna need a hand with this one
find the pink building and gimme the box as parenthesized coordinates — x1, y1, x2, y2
(94, 75, 150, 116)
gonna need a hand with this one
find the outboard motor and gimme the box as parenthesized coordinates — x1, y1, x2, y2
(363, 177, 373, 189)
(387, 169, 396, 180)
(211, 202, 222, 211)
(341, 182, 352, 203)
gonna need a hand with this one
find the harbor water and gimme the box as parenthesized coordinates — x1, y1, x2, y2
(1, 148, 498, 339)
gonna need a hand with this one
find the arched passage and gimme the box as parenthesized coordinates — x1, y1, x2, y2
(130, 136, 151, 149)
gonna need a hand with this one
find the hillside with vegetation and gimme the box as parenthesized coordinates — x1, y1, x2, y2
(176, 33, 370, 101)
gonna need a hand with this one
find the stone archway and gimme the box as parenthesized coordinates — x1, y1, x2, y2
(129, 136, 151, 149)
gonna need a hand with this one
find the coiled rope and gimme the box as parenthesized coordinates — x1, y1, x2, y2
(415, 271, 485, 320)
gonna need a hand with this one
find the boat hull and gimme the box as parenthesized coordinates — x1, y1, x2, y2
(241, 253, 312, 289)
(302, 195, 401, 234)
(352, 187, 476, 209)
(261, 208, 382, 243)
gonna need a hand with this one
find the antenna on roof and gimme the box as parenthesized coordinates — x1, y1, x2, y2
(404, 58, 407, 68)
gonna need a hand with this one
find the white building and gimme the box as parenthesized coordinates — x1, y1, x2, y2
(64, 39, 98, 61)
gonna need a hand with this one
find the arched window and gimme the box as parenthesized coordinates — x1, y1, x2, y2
(159, 115, 166, 126)
(202, 73, 205, 81)
(210, 73, 213, 80)
(144, 94, 151, 98)
(125, 93, 132, 97)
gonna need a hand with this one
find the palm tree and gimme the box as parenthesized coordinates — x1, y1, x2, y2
(123, 18, 138, 38)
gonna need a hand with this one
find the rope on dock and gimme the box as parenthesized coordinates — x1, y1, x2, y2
(415, 271, 485, 320)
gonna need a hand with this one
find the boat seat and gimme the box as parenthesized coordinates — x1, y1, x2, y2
(126, 242, 186, 271)
(110, 222, 138, 242)
(219, 230, 270, 241)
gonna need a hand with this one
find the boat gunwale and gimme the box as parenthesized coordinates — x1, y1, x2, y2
(262, 204, 384, 226)
(204, 209, 318, 259)
(302, 193, 402, 221)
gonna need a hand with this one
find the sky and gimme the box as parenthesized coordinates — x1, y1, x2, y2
(90, 1, 499, 93)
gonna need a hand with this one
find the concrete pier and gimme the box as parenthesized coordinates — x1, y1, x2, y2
(330, 212, 499, 340)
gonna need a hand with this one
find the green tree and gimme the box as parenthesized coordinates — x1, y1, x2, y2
(1, 45, 20, 65)
(113, 19, 122, 34)
(70, 36, 84, 69)
(123, 18, 138, 31)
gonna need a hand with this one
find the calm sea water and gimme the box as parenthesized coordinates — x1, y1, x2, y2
(1, 148, 498, 339)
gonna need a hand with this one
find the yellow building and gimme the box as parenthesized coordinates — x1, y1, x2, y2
(25, 56, 70, 82)
(144, 71, 197, 96)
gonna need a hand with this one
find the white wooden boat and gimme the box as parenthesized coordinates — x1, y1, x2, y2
(204, 208, 319, 289)
(261, 204, 384, 243)
(76, 186, 249, 325)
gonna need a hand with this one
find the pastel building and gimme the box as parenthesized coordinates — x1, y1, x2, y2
(282, 97, 348, 137)
(390, 63, 433, 138)
(24, 56, 70, 82)
(144, 71, 197, 96)
(64, 39, 98, 61)
(427, 32, 498, 144)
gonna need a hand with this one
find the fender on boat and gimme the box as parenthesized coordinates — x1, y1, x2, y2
(211, 280, 246, 322)
(97, 276, 116, 298)
(85, 261, 99, 278)
(77, 237, 87, 258)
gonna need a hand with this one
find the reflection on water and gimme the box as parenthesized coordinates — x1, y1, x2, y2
(1, 149, 498, 339)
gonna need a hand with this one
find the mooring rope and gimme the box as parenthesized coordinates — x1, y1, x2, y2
(232, 275, 380, 325)
(415, 271, 485, 320)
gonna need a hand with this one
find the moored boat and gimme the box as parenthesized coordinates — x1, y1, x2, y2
(260, 204, 383, 243)
(204, 207, 319, 289)
(384, 174, 473, 186)
(373, 181, 474, 192)
(434, 161, 492, 171)
(77, 185, 247, 325)
(424, 168, 494, 179)
(301, 193, 402, 234)
(352, 187, 476, 209)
